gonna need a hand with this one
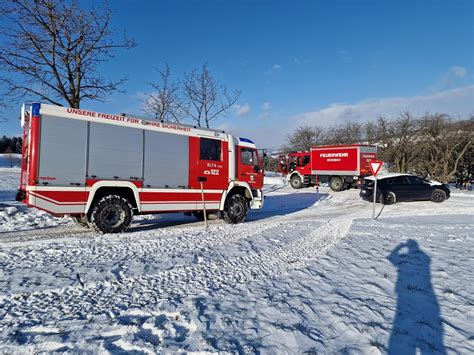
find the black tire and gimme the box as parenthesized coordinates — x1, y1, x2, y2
(431, 189, 446, 203)
(290, 175, 303, 189)
(380, 191, 396, 205)
(222, 194, 248, 224)
(329, 176, 344, 192)
(89, 195, 133, 234)
(71, 215, 90, 229)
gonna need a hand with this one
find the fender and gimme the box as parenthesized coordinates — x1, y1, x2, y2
(219, 180, 253, 210)
(289, 171, 304, 182)
(85, 181, 141, 214)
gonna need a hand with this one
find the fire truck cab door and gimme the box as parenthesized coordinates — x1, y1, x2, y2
(237, 147, 263, 188)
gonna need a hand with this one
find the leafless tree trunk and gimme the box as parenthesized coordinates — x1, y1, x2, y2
(181, 63, 240, 128)
(0, 0, 135, 109)
(142, 64, 183, 122)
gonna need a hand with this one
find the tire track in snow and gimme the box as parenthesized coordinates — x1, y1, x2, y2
(0, 225, 93, 244)
(0, 192, 343, 276)
(0, 221, 281, 272)
(0, 215, 354, 328)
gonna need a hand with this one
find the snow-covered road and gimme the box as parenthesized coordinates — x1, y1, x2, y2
(0, 168, 473, 353)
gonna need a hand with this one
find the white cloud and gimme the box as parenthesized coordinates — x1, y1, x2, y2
(450, 66, 467, 78)
(233, 103, 251, 117)
(258, 101, 272, 119)
(265, 64, 282, 75)
(261, 102, 271, 111)
(429, 66, 469, 91)
(216, 122, 237, 133)
(293, 86, 474, 127)
(337, 49, 351, 60)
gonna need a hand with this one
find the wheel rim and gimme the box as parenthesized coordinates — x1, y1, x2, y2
(332, 179, 342, 189)
(433, 191, 443, 202)
(230, 203, 243, 216)
(100, 205, 125, 228)
(387, 193, 395, 204)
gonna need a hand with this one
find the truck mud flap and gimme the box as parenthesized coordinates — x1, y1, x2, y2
(15, 189, 26, 202)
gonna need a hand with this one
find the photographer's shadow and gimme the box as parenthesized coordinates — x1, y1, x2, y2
(387, 240, 446, 354)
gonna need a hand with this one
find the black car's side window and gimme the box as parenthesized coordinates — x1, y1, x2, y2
(393, 176, 406, 185)
(406, 176, 422, 185)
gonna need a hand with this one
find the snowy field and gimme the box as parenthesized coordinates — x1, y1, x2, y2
(0, 154, 21, 169)
(0, 167, 473, 353)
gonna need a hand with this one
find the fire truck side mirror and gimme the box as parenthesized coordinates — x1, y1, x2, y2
(254, 165, 259, 173)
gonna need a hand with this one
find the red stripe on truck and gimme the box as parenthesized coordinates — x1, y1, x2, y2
(32, 190, 89, 204)
(139, 191, 223, 202)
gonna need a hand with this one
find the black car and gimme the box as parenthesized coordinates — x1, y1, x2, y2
(359, 174, 450, 204)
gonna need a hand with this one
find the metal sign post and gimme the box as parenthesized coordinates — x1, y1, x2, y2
(372, 176, 377, 219)
(315, 174, 319, 199)
(369, 161, 383, 220)
(198, 176, 208, 229)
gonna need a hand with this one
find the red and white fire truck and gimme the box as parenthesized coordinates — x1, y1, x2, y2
(278, 144, 377, 191)
(16, 103, 264, 233)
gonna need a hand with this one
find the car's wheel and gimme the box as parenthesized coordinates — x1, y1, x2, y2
(290, 175, 303, 189)
(329, 176, 344, 191)
(71, 215, 90, 229)
(89, 195, 133, 234)
(222, 194, 248, 224)
(431, 189, 446, 203)
(380, 191, 396, 205)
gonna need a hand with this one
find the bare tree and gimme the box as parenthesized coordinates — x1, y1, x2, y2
(181, 63, 240, 128)
(372, 113, 420, 173)
(0, 99, 8, 122)
(287, 125, 325, 151)
(286, 113, 473, 181)
(0, 0, 135, 109)
(325, 122, 363, 145)
(143, 64, 183, 122)
(418, 114, 473, 183)
(365, 117, 392, 145)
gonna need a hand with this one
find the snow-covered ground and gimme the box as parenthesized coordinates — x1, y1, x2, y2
(0, 167, 473, 353)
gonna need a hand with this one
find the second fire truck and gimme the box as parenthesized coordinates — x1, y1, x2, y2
(278, 144, 377, 191)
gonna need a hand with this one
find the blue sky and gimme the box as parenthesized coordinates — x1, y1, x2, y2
(1, 0, 473, 148)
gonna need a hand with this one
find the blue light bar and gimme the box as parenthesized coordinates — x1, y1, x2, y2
(31, 103, 41, 116)
(239, 137, 255, 144)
